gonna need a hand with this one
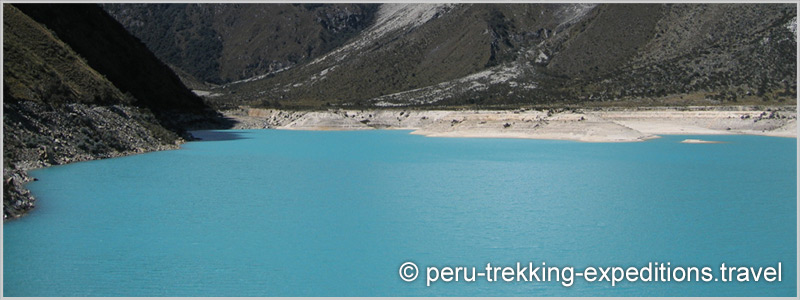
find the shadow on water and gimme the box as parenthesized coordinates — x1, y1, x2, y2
(189, 130, 251, 141)
(209, 114, 238, 129)
(184, 111, 250, 141)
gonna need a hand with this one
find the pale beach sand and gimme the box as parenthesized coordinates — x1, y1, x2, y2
(680, 139, 724, 144)
(223, 106, 797, 142)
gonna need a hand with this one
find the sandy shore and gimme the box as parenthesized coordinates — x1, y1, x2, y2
(222, 106, 797, 142)
(680, 139, 724, 144)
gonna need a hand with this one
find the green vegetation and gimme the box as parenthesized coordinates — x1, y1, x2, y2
(3, 5, 130, 106)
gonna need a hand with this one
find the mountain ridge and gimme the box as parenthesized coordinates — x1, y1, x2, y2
(104, 3, 796, 108)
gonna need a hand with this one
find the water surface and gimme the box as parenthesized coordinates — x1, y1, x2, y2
(4, 130, 797, 296)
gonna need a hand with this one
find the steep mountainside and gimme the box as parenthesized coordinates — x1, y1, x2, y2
(3, 4, 228, 220)
(14, 4, 222, 131)
(102, 3, 378, 86)
(112, 3, 794, 109)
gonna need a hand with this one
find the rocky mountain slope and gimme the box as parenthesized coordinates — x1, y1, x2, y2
(3, 4, 229, 220)
(102, 3, 378, 86)
(106, 3, 796, 109)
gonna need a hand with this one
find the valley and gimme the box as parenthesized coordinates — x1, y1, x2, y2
(3, 3, 797, 220)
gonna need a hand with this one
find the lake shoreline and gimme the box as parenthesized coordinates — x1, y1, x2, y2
(222, 106, 797, 142)
(7, 105, 795, 222)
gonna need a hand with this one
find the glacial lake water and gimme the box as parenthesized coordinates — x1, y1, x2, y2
(3, 130, 797, 296)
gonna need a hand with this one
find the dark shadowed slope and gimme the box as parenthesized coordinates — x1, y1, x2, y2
(14, 4, 227, 132)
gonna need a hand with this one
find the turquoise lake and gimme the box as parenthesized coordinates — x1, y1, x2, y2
(3, 130, 797, 296)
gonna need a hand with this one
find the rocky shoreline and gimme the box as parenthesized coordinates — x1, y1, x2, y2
(2, 101, 202, 221)
(2, 103, 232, 221)
(223, 106, 797, 142)
(2, 4, 233, 221)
